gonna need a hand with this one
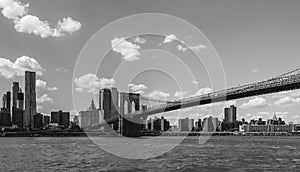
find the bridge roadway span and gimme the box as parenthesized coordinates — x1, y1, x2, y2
(102, 72, 300, 125)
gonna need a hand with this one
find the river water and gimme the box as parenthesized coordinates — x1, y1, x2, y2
(0, 136, 299, 171)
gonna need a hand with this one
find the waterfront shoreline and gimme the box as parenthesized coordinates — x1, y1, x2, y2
(1, 131, 300, 137)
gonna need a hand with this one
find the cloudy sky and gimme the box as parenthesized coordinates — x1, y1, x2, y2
(1, 0, 300, 124)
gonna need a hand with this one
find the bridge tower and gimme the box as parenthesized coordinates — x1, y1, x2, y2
(119, 92, 143, 137)
(99, 87, 119, 130)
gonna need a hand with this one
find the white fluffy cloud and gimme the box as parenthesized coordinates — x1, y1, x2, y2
(47, 87, 58, 91)
(176, 45, 188, 52)
(36, 79, 46, 89)
(189, 44, 207, 52)
(174, 91, 188, 98)
(37, 94, 53, 104)
(111, 37, 141, 61)
(57, 17, 81, 34)
(128, 83, 148, 94)
(74, 73, 115, 93)
(177, 44, 207, 52)
(274, 97, 300, 106)
(36, 79, 58, 91)
(133, 36, 146, 44)
(146, 90, 170, 100)
(0, 56, 44, 78)
(0, 0, 81, 38)
(163, 34, 177, 43)
(195, 87, 213, 96)
(0, 0, 28, 19)
(192, 80, 199, 85)
(240, 97, 268, 109)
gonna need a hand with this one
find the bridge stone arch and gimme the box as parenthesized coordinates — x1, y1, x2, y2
(119, 92, 142, 136)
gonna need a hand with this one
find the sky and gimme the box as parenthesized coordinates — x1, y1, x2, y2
(1, 0, 300, 124)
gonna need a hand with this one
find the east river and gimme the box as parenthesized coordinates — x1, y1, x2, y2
(0, 136, 299, 171)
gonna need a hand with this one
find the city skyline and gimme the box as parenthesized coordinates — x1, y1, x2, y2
(1, 0, 300, 125)
(0, 73, 299, 128)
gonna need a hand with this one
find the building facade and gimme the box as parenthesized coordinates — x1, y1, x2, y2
(203, 116, 219, 132)
(51, 110, 70, 128)
(224, 105, 236, 123)
(178, 118, 194, 132)
(24, 71, 36, 129)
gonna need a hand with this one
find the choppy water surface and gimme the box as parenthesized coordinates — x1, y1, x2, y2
(0, 136, 299, 171)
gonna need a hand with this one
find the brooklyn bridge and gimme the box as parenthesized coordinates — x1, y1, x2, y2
(89, 68, 300, 137)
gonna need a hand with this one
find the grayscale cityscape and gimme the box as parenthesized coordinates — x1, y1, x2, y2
(0, 0, 300, 171)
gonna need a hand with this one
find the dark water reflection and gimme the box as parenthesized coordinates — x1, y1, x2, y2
(0, 136, 299, 171)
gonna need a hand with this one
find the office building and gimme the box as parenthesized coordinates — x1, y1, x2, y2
(224, 105, 237, 123)
(178, 118, 194, 132)
(203, 116, 218, 132)
(12, 83, 24, 127)
(79, 110, 103, 129)
(0, 108, 11, 126)
(51, 110, 70, 128)
(12, 82, 19, 108)
(34, 113, 43, 129)
(2, 91, 11, 113)
(43, 115, 50, 127)
(195, 119, 202, 131)
(79, 100, 104, 129)
(24, 71, 36, 129)
(17, 89, 24, 110)
(12, 108, 24, 128)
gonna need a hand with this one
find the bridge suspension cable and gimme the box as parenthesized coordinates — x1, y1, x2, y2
(273, 68, 300, 79)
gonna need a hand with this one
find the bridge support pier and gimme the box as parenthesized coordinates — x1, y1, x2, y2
(119, 92, 142, 137)
(119, 116, 142, 137)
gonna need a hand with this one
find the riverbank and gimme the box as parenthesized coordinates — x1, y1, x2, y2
(1, 131, 300, 137)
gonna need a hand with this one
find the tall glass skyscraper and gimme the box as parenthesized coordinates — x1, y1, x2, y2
(24, 71, 36, 129)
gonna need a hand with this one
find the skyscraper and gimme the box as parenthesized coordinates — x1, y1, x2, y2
(24, 71, 36, 129)
(224, 105, 237, 123)
(203, 116, 219, 132)
(12, 82, 19, 108)
(17, 89, 24, 110)
(178, 117, 194, 132)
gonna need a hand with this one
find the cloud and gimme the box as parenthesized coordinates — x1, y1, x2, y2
(174, 91, 188, 99)
(47, 87, 57, 91)
(177, 44, 207, 52)
(146, 90, 170, 100)
(0, 0, 81, 38)
(192, 80, 199, 85)
(36, 79, 46, 89)
(274, 97, 300, 106)
(271, 90, 300, 105)
(37, 94, 53, 104)
(195, 87, 213, 96)
(163, 34, 176, 43)
(0, 0, 28, 19)
(252, 69, 259, 73)
(176, 45, 188, 52)
(36, 79, 58, 91)
(189, 44, 207, 52)
(74, 73, 115, 93)
(128, 83, 148, 94)
(55, 67, 68, 72)
(0, 56, 44, 78)
(133, 36, 146, 44)
(240, 97, 268, 109)
(111, 37, 141, 61)
(57, 17, 81, 34)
